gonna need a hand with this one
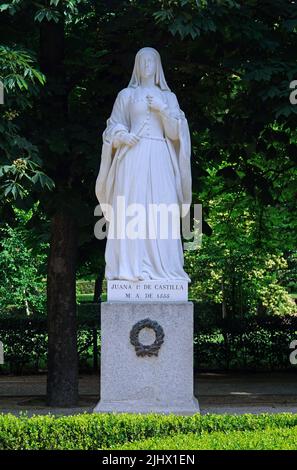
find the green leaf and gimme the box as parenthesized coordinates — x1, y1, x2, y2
(0, 4, 11, 12)
(34, 10, 47, 23)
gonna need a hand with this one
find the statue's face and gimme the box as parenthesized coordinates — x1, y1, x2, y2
(139, 52, 157, 79)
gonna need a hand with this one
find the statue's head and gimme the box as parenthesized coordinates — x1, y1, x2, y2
(128, 47, 171, 91)
(138, 49, 157, 81)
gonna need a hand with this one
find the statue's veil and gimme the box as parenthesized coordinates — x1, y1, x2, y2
(127, 47, 171, 91)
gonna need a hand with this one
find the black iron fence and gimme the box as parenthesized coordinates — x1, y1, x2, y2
(0, 302, 296, 373)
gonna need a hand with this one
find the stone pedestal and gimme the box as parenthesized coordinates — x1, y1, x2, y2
(94, 302, 199, 415)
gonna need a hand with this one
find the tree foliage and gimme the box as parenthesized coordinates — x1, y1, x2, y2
(0, 0, 296, 318)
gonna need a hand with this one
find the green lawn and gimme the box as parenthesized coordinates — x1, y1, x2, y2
(77, 293, 94, 302)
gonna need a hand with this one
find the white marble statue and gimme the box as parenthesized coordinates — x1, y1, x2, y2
(95, 47, 192, 282)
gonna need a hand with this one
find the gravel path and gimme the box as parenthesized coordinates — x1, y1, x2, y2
(0, 372, 296, 415)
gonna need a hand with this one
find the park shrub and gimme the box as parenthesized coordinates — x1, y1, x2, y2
(0, 413, 297, 450)
(113, 426, 297, 450)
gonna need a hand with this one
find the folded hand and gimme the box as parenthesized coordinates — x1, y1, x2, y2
(119, 132, 140, 146)
(147, 95, 167, 113)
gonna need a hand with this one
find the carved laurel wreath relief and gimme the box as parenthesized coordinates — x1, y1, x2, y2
(130, 318, 165, 357)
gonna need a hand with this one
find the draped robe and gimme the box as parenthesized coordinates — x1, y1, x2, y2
(95, 86, 192, 281)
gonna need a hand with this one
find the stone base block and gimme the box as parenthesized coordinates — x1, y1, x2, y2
(94, 302, 199, 415)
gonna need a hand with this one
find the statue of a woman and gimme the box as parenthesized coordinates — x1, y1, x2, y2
(95, 47, 192, 282)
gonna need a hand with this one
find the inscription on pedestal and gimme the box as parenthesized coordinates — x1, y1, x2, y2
(107, 280, 188, 301)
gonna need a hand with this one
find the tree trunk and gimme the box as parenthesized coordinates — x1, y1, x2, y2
(47, 209, 78, 406)
(93, 273, 104, 302)
(39, 14, 78, 406)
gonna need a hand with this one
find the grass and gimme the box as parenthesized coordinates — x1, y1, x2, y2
(77, 293, 94, 302)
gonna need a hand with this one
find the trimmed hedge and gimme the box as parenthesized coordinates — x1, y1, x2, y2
(0, 413, 297, 450)
(113, 427, 297, 450)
